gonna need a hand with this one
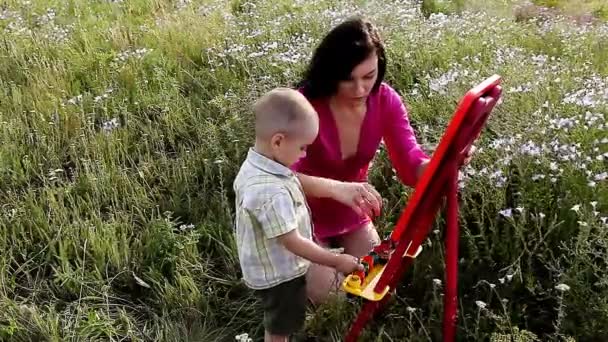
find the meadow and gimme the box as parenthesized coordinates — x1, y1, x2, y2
(1, 0, 607, 341)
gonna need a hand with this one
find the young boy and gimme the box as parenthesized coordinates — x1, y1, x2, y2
(233, 88, 363, 342)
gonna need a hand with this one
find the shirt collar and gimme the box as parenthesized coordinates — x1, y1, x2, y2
(246, 148, 294, 177)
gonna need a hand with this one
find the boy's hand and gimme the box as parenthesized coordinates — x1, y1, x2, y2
(333, 254, 364, 275)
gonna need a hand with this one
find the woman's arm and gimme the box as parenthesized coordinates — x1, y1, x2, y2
(296, 173, 382, 218)
(297, 172, 339, 199)
(382, 86, 431, 187)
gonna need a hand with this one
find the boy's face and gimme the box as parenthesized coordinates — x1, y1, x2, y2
(271, 114, 319, 167)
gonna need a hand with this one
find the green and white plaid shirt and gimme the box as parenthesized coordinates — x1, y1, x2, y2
(233, 148, 312, 289)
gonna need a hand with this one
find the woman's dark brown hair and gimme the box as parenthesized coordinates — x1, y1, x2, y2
(298, 17, 386, 99)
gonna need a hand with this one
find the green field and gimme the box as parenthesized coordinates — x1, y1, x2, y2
(1, 0, 607, 341)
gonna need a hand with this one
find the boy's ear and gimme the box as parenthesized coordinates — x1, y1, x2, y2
(270, 132, 285, 148)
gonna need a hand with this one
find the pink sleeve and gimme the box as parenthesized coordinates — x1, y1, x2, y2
(382, 85, 430, 187)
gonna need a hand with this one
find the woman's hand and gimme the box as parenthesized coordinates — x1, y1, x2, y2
(330, 182, 382, 218)
(416, 159, 431, 181)
(415, 145, 477, 181)
(463, 145, 476, 165)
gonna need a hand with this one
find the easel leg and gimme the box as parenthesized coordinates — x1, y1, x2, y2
(443, 172, 459, 341)
(345, 296, 388, 342)
(344, 257, 415, 342)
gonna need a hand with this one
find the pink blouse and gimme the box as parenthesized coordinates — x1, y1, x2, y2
(293, 83, 430, 241)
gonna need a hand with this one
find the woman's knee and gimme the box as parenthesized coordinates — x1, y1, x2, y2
(339, 223, 380, 257)
(305, 263, 342, 305)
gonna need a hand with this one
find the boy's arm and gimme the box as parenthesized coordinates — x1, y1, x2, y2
(277, 230, 363, 274)
(277, 229, 340, 267)
(247, 187, 362, 274)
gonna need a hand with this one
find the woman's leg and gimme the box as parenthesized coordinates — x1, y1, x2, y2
(305, 239, 343, 305)
(305, 224, 381, 305)
(338, 222, 381, 258)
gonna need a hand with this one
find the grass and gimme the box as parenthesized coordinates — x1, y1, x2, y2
(1, 0, 607, 341)
(532, 0, 608, 20)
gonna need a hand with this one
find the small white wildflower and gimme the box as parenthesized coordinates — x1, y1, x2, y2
(67, 94, 82, 105)
(489, 283, 496, 289)
(499, 208, 513, 218)
(591, 201, 598, 209)
(433, 278, 442, 287)
(475, 300, 487, 309)
(499, 277, 505, 284)
(571, 204, 581, 213)
(406, 306, 417, 313)
(531, 174, 545, 181)
(549, 162, 559, 171)
(235, 333, 252, 342)
(506, 274, 514, 282)
(101, 118, 120, 133)
(578, 221, 589, 227)
(179, 223, 195, 231)
(555, 283, 570, 292)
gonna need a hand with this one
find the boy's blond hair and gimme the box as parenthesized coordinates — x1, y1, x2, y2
(253, 87, 317, 140)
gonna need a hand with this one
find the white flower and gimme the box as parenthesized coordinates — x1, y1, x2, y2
(571, 204, 581, 213)
(499, 208, 513, 218)
(531, 174, 545, 181)
(550, 162, 559, 171)
(433, 278, 442, 287)
(555, 284, 570, 292)
(475, 300, 487, 309)
(102, 118, 120, 133)
(235, 333, 252, 342)
(179, 224, 195, 231)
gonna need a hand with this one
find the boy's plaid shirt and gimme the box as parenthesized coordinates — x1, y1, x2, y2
(233, 148, 312, 289)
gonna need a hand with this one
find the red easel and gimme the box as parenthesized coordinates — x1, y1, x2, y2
(342, 75, 503, 341)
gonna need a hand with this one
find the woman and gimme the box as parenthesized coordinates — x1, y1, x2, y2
(291, 17, 433, 304)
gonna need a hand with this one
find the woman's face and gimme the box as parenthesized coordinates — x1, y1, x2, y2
(335, 51, 378, 104)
